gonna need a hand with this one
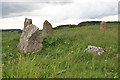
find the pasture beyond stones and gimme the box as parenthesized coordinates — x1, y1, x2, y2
(2, 22, 118, 78)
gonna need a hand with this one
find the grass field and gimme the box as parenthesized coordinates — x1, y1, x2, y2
(0, 31, 2, 79)
(2, 23, 118, 78)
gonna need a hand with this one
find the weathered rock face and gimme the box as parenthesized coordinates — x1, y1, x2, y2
(86, 45, 105, 55)
(42, 20, 53, 36)
(24, 18, 32, 29)
(100, 21, 107, 30)
(18, 24, 44, 53)
(116, 54, 120, 58)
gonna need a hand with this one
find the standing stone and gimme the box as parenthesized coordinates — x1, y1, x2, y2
(24, 18, 32, 29)
(100, 21, 107, 30)
(42, 20, 53, 36)
(18, 24, 44, 53)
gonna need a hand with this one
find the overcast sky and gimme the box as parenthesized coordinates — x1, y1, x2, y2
(0, 0, 119, 30)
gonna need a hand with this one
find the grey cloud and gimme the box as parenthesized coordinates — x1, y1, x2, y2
(118, 1, 120, 21)
(2, 0, 73, 2)
(2, 2, 44, 18)
(1, 0, 118, 21)
(77, 2, 118, 19)
(1, 1, 72, 18)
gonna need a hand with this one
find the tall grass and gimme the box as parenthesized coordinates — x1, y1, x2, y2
(2, 23, 118, 78)
(0, 31, 2, 79)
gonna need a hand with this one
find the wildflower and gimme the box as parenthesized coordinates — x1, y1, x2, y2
(2, 64, 4, 67)
(8, 61, 10, 64)
(32, 52, 35, 54)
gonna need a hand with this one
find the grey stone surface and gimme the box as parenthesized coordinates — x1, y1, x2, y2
(100, 21, 107, 30)
(18, 24, 44, 53)
(86, 45, 104, 55)
(116, 54, 120, 58)
(24, 18, 32, 29)
(42, 20, 53, 36)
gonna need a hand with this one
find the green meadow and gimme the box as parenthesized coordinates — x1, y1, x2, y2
(2, 23, 118, 78)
